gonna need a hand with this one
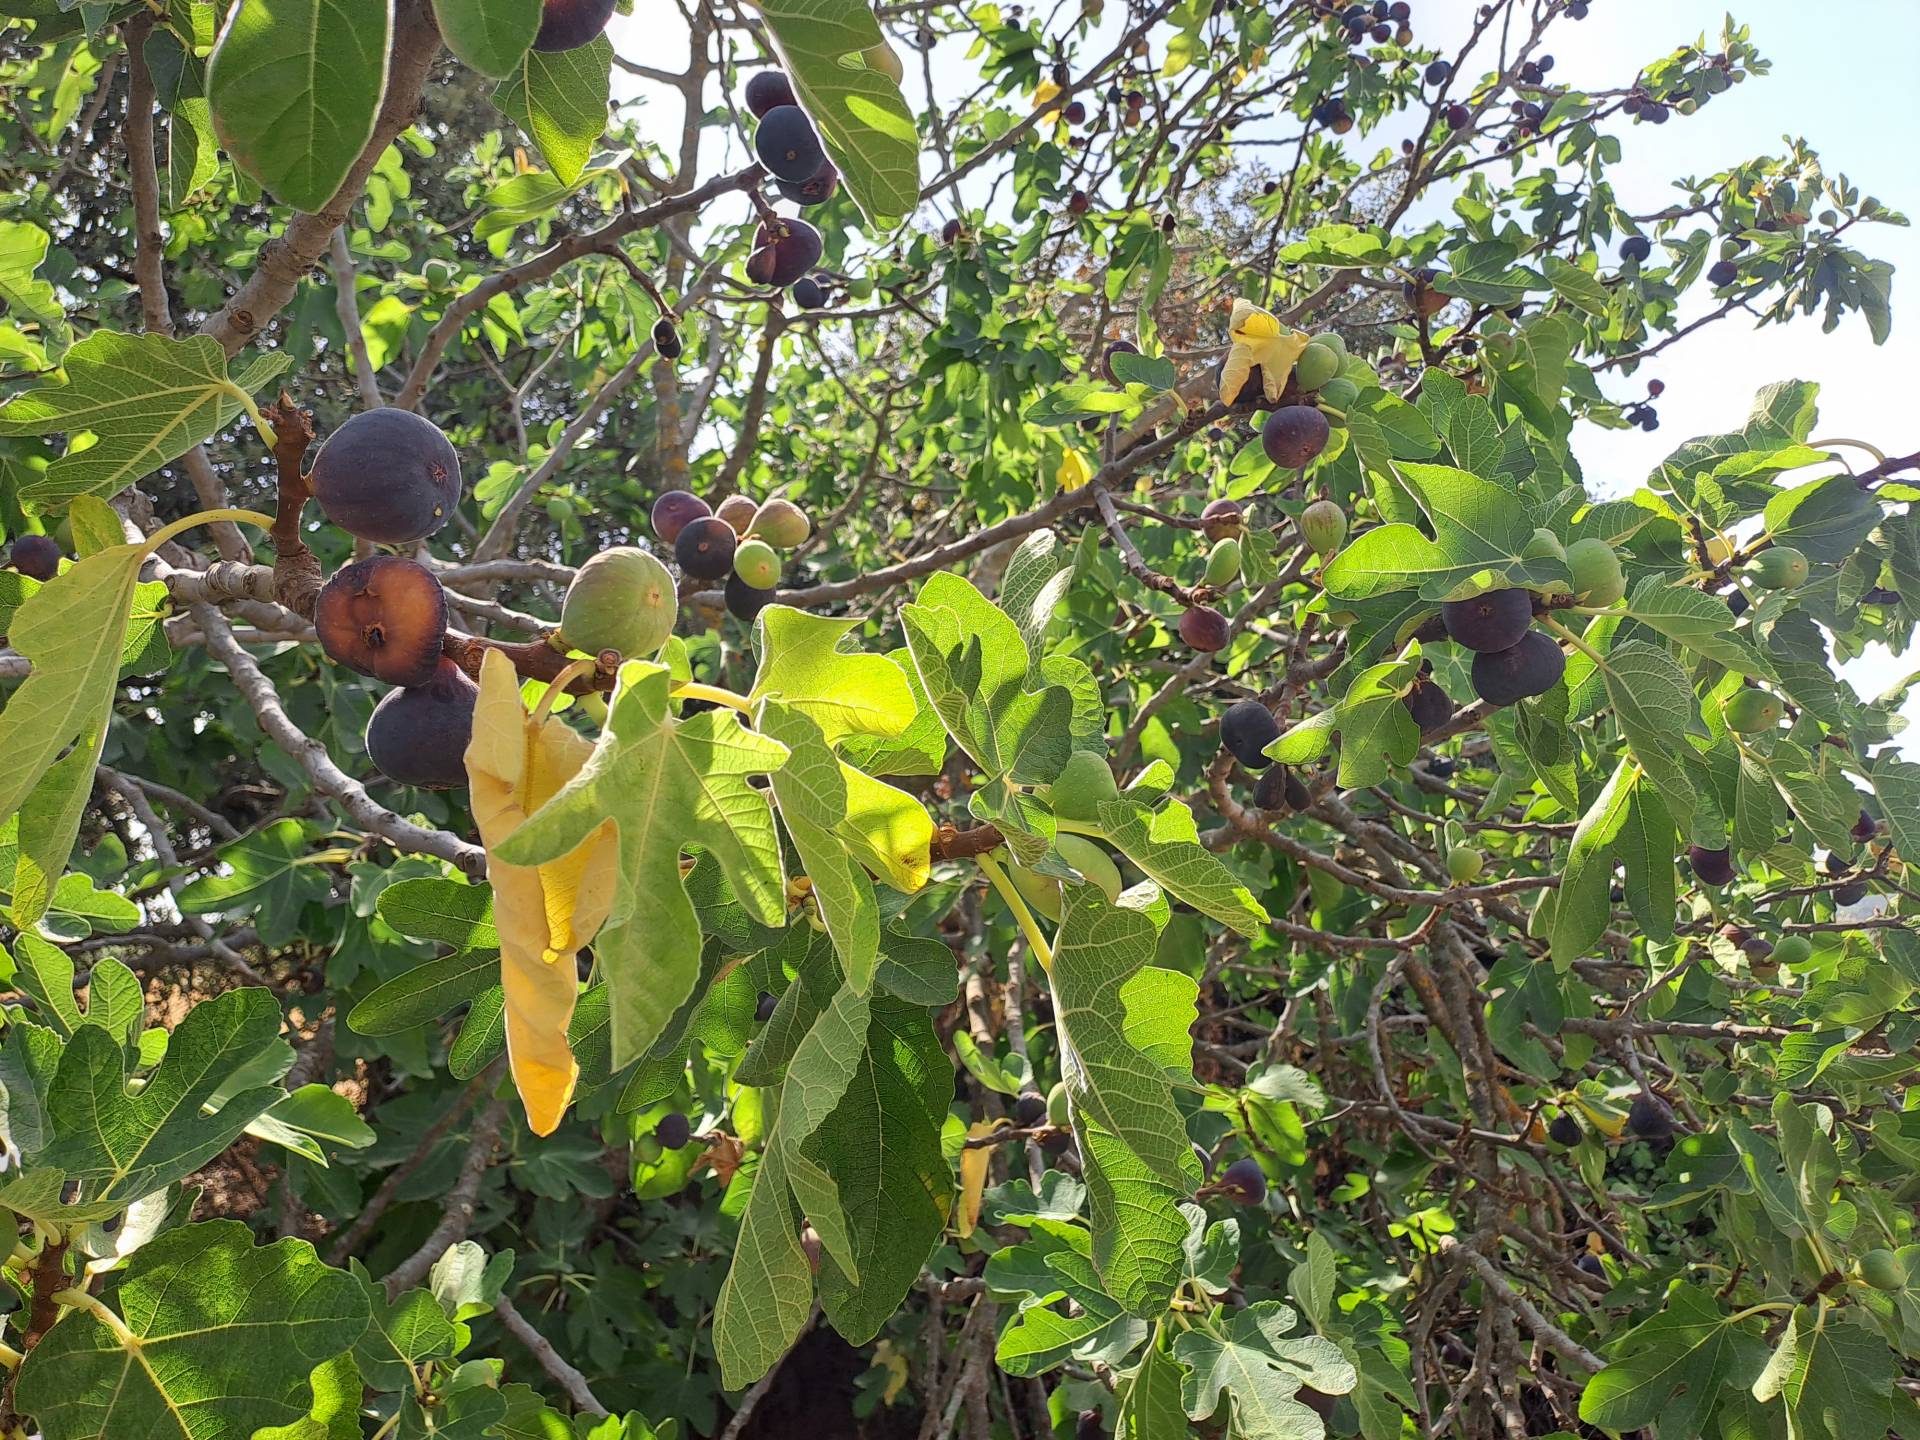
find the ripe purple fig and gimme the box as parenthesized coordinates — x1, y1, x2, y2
(745, 218, 824, 288)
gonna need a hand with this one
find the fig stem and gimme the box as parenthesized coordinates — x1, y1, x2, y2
(222, 381, 280, 448)
(533, 658, 600, 726)
(140, 508, 276, 555)
(975, 852, 1055, 977)
(1808, 436, 1886, 465)
(1540, 616, 1604, 667)
(669, 680, 755, 716)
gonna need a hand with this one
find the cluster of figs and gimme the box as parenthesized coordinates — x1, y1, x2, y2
(743, 68, 845, 307)
(301, 407, 812, 790)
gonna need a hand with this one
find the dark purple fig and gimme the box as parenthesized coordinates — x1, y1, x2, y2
(790, 275, 825, 310)
(725, 574, 778, 622)
(1548, 1112, 1582, 1147)
(1687, 845, 1735, 886)
(315, 556, 449, 688)
(754, 991, 778, 1022)
(1179, 606, 1230, 653)
(1220, 699, 1280, 768)
(1627, 1093, 1674, 1139)
(655, 1112, 692, 1149)
(1261, 404, 1331, 467)
(309, 409, 462, 545)
(1218, 1157, 1267, 1204)
(745, 218, 824, 288)
(675, 516, 738, 581)
(8, 533, 60, 581)
(652, 317, 682, 360)
(1441, 588, 1532, 652)
(753, 105, 826, 183)
(365, 658, 478, 790)
(1470, 630, 1564, 706)
(1012, 1093, 1048, 1127)
(533, 0, 617, 51)
(651, 490, 710, 544)
(1402, 676, 1454, 735)
(743, 70, 796, 118)
(1101, 340, 1140, 383)
(776, 157, 839, 206)
(1200, 498, 1243, 542)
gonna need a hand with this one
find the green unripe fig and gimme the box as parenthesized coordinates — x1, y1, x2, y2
(1523, 527, 1566, 562)
(1056, 834, 1123, 904)
(559, 547, 677, 661)
(1747, 546, 1809, 590)
(1299, 499, 1348, 556)
(1318, 376, 1360, 412)
(734, 537, 781, 590)
(1860, 1249, 1908, 1292)
(748, 497, 812, 549)
(1203, 537, 1242, 588)
(863, 40, 905, 83)
(1484, 331, 1517, 364)
(1770, 933, 1812, 968)
(1293, 340, 1341, 392)
(1008, 861, 1063, 921)
(1722, 688, 1783, 734)
(1310, 331, 1346, 359)
(1566, 537, 1626, 606)
(1051, 750, 1119, 821)
(1446, 846, 1484, 884)
(1047, 1080, 1071, 1128)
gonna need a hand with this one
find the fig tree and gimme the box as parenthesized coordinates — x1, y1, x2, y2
(1179, 605, 1230, 653)
(748, 497, 812, 548)
(8, 533, 59, 581)
(366, 657, 479, 790)
(733, 538, 781, 590)
(1050, 750, 1119, 820)
(1442, 587, 1533, 652)
(1203, 537, 1242, 587)
(558, 547, 677, 661)
(1299, 498, 1347, 555)
(1220, 699, 1280, 768)
(1722, 688, 1782, 734)
(676, 516, 738, 580)
(1747, 545, 1809, 590)
(1470, 630, 1565, 706)
(1262, 404, 1332, 467)
(1566, 537, 1626, 605)
(315, 555, 449, 688)
(310, 408, 462, 544)
(651, 490, 710, 544)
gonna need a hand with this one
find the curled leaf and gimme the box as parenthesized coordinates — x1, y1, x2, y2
(465, 650, 617, 1135)
(1219, 298, 1311, 406)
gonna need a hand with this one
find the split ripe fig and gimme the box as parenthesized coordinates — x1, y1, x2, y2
(1050, 750, 1119, 821)
(1179, 605, 1230, 653)
(746, 218, 824, 288)
(8, 533, 60, 581)
(1471, 630, 1564, 706)
(748, 497, 812, 548)
(1401, 676, 1453, 736)
(725, 574, 778, 622)
(1747, 545, 1809, 590)
(1220, 699, 1280, 768)
(365, 657, 478, 790)
(315, 555, 449, 688)
(1199, 497, 1243, 543)
(1442, 587, 1532, 652)
(744, 70, 796, 117)
(753, 105, 826, 183)
(1722, 688, 1782, 734)
(533, 0, 617, 50)
(716, 494, 760, 535)
(1566, 537, 1626, 606)
(733, 538, 781, 590)
(1203, 537, 1242, 588)
(651, 489, 711, 544)
(1299, 499, 1347, 556)
(1687, 845, 1736, 886)
(559, 547, 677, 661)
(1261, 404, 1331, 467)
(309, 408, 462, 545)
(675, 516, 738, 580)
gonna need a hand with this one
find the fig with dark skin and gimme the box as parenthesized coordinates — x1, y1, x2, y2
(655, 1112, 692, 1150)
(676, 516, 738, 580)
(1220, 699, 1280, 768)
(651, 489, 710, 544)
(309, 409, 462, 545)
(1548, 1112, 1582, 1146)
(652, 317, 682, 360)
(1254, 767, 1312, 812)
(1471, 630, 1564, 706)
(1261, 404, 1331, 467)
(365, 658, 478, 790)
(1401, 675, 1453, 735)
(8, 533, 60, 581)
(743, 70, 796, 117)
(532, 0, 617, 51)
(790, 275, 825, 310)
(745, 218, 824, 287)
(753, 106, 826, 183)
(1179, 605, 1230, 653)
(1200, 497, 1243, 542)
(1217, 1157, 1267, 1204)
(726, 576, 777, 622)
(315, 555, 449, 688)
(1075, 1409, 1103, 1440)
(1441, 587, 1533, 652)
(754, 991, 779, 1023)
(1101, 339, 1140, 382)
(1012, 1093, 1048, 1127)
(1688, 845, 1735, 886)
(1620, 235, 1650, 263)
(1627, 1093, 1675, 1140)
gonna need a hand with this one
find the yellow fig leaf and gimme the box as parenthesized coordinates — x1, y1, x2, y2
(1219, 297, 1311, 406)
(956, 1120, 1004, 1238)
(1057, 449, 1093, 489)
(1032, 77, 1062, 112)
(466, 651, 618, 1136)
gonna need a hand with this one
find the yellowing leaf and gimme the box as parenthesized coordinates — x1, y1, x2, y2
(1033, 77, 1063, 111)
(1219, 298, 1311, 406)
(1057, 450, 1093, 489)
(465, 651, 617, 1135)
(956, 1120, 1003, 1238)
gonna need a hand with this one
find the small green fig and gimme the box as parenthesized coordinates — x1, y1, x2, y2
(1770, 933, 1813, 967)
(1047, 1080, 1071, 1128)
(1747, 546, 1809, 590)
(1446, 845, 1484, 884)
(1309, 331, 1346, 359)
(1299, 499, 1348, 556)
(1859, 1249, 1909, 1292)
(1203, 537, 1242, 587)
(1009, 861, 1064, 921)
(1050, 750, 1120, 821)
(1056, 834, 1123, 904)
(734, 537, 782, 590)
(1293, 340, 1341, 392)
(1722, 688, 1783, 734)
(559, 547, 677, 661)
(1523, 527, 1566, 562)
(1566, 537, 1626, 606)
(863, 39, 904, 83)
(1318, 376, 1360, 412)
(748, 497, 812, 548)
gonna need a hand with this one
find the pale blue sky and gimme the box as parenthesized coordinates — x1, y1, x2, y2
(608, 0, 1918, 742)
